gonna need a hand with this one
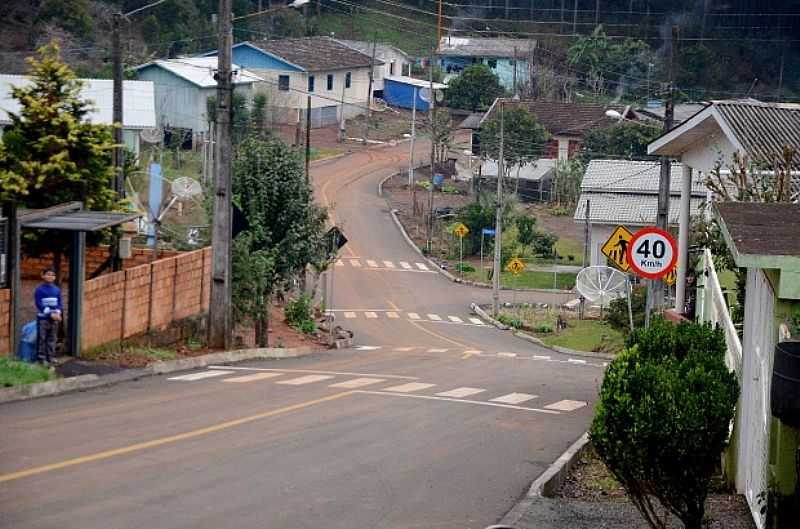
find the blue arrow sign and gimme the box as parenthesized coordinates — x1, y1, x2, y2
(482, 228, 496, 236)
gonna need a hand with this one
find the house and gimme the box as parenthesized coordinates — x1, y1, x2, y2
(437, 36, 536, 91)
(648, 99, 800, 529)
(382, 76, 447, 112)
(464, 99, 637, 160)
(200, 37, 379, 127)
(135, 57, 262, 142)
(479, 158, 557, 202)
(0, 75, 156, 156)
(572, 159, 706, 266)
(335, 40, 411, 97)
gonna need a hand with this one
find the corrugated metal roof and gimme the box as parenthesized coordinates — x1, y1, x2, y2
(336, 40, 410, 60)
(481, 158, 556, 181)
(384, 76, 447, 90)
(573, 193, 706, 226)
(438, 36, 536, 59)
(250, 37, 379, 72)
(0, 75, 156, 129)
(580, 159, 706, 194)
(20, 211, 141, 231)
(136, 57, 263, 88)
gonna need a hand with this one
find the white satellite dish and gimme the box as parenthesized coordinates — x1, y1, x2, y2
(576, 266, 629, 306)
(434, 89, 445, 103)
(140, 127, 163, 144)
(171, 176, 203, 201)
(419, 88, 431, 103)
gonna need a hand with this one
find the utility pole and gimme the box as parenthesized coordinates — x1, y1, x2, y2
(512, 46, 518, 98)
(492, 102, 505, 317)
(426, 49, 436, 254)
(305, 95, 311, 183)
(208, 0, 233, 350)
(580, 199, 590, 319)
(112, 13, 124, 198)
(572, 0, 578, 34)
(362, 38, 376, 145)
(437, 0, 443, 45)
(408, 86, 417, 187)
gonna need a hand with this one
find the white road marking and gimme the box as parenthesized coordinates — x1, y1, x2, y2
(497, 352, 518, 358)
(427, 348, 449, 353)
(168, 370, 234, 381)
(533, 355, 552, 360)
(330, 377, 385, 389)
(365, 311, 378, 319)
(383, 382, 436, 393)
(355, 345, 382, 351)
(469, 318, 485, 325)
(567, 358, 587, 365)
(206, 365, 417, 380)
(276, 375, 335, 386)
(355, 390, 559, 414)
(447, 315, 463, 323)
(383, 260, 395, 268)
(462, 349, 482, 355)
(223, 372, 284, 383)
(399, 261, 412, 269)
(344, 311, 357, 319)
(335, 260, 344, 267)
(386, 311, 399, 319)
(545, 400, 587, 411)
(436, 387, 486, 398)
(393, 346, 415, 352)
(366, 259, 379, 268)
(407, 312, 421, 320)
(415, 262, 430, 271)
(349, 259, 361, 267)
(427, 313, 442, 321)
(490, 393, 537, 405)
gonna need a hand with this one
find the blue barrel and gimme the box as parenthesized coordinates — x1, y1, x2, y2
(433, 173, 444, 188)
(18, 321, 38, 363)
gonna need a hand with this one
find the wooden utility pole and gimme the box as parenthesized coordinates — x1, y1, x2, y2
(437, 0, 443, 44)
(491, 102, 504, 317)
(362, 38, 376, 145)
(112, 13, 124, 198)
(208, 0, 233, 349)
(305, 95, 311, 183)
(572, 0, 578, 34)
(426, 49, 436, 254)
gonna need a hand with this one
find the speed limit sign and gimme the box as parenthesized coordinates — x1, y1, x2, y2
(626, 227, 678, 280)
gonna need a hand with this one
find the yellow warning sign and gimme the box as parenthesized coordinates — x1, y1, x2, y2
(601, 225, 634, 272)
(452, 223, 469, 239)
(506, 257, 525, 275)
(664, 265, 677, 286)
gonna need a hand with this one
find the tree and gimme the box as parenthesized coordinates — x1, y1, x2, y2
(551, 157, 585, 207)
(0, 42, 118, 266)
(591, 320, 739, 529)
(581, 121, 662, 163)
(426, 107, 453, 166)
(35, 0, 92, 38)
(445, 64, 504, 111)
(479, 106, 549, 176)
(232, 136, 328, 346)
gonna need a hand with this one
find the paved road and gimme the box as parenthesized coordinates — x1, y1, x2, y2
(0, 142, 601, 529)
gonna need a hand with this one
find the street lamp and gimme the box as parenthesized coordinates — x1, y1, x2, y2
(233, 0, 309, 20)
(605, 109, 663, 129)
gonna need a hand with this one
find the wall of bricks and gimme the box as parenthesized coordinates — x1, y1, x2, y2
(21, 246, 180, 280)
(0, 247, 211, 356)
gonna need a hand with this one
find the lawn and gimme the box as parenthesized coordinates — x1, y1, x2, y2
(315, 10, 435, 56)
(464, 268, 576, 290)
(542, 320, 625, 355)
(0, 357, 56, 387)
(309, 147, 345, 161)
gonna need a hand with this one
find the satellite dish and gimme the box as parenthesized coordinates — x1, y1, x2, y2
(140, 127, 163, 144)
(171, 176, 202, 200)
(575, 266, 629, 306)
(419, 88, 431, 103)
(434, 89, 445, 103)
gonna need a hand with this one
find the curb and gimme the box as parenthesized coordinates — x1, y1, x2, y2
(0, 346, 317, 405)
(500, 432, 591, 525)
(470, 302, 510, 330)
(387, 207, 461, 283)
(512, 331, 617, 361)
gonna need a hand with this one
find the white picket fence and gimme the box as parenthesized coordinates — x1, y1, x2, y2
(697, 249, 743, 377)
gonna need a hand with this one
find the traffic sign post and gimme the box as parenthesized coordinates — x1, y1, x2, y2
(480, 228, 495, 282)
(452, 223, 469, 279)
(601, 225, 633, 272)
(507, 257, 525, 275)
(626, 227, 678, 280)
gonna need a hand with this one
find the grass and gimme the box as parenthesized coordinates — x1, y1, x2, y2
(542, 320, 625, 354)
(465, 269, 577, 290)
(309, 147, 345, 161)
(315, 9, 436, 55)
(0, 357, 56, 387)
(555, 237, 584, 261)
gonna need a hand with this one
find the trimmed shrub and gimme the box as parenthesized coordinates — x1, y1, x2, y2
(534, 323, 554, 333)
(497, 313, 524, 329)
(285, 295, 315, 334)
(455, 262, 476, 273)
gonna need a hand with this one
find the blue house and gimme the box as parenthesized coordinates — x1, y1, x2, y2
(438, 36, 536, 91)
(383, 76, 447, 112)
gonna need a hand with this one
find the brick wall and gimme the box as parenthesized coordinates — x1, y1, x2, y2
(0, 247, 211, 356)
(21, 246, 180, 280)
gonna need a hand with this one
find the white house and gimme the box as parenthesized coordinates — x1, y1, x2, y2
(0, 75, 156, 156)
(573, 159, 706, 266)
(135, 57, 262, 141)
(200, 37, 379, 128)
(335, 39, 411, 96)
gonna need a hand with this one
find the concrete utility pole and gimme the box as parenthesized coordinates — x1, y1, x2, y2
(426, 50, 436, 254)
(437, 0, 443, 44)
(362, 38, 377, 145)
(305, 95, 311, 184)
(112, 13, 124, 198)
(208, 0, 233, 350)
(492, 102, 505, 317)
(408, 86, 417, 187)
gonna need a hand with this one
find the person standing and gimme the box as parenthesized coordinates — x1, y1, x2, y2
(35, 268, 62, 366)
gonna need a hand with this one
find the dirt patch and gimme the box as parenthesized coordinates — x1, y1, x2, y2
(524, 202, 583, 242)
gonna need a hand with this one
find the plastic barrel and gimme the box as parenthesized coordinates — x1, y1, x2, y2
(771, 341, 800, 427)
(433, 173, 444, 188)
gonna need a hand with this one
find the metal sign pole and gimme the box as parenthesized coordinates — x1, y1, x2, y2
(627, 275, 635, 332)
(480, 231, 484, 281)
(459, 236, 463, 279)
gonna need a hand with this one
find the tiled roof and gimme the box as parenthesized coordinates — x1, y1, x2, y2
(480, 99, 630, 137)
(716, 202, 800, 257)
(573, 193, 706, 226)
(335, 40, 409, 59)
(136, 57, 262, 88)
(438, 37, 536, 59)
(250, 37, 379, 72)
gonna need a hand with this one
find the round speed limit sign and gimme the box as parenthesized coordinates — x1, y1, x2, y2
(626, 227, 678, 280)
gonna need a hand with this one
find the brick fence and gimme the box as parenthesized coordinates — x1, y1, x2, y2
(0, 247, 211, 356)
(21, 246, 180, 280)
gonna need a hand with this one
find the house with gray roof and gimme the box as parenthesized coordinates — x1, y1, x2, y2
(573, 159, 706, 266)
(336, 40, 410, 96)
(438, 36, 535, 91)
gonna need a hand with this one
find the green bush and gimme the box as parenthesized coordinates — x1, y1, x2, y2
(498, 313, 524, 329)
(416, 180, 431, 190)
(590, 320, 739, 529)
(531, 230, 559, 257)
(534, 324, 554, 333)
(285, 295, 315, 333)
(607, 284, 646, 331)
(454, 262, 476, 273)
(442, 184, 459, 194)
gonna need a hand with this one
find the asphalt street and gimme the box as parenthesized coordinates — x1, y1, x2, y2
(0, 140, 601, 529)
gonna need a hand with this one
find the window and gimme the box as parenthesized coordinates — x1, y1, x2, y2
(308, 75, 315, 92)
(488, 59, 497, 69)
(278, 75, 290, 91)
(327, 74, 334, 91)
(345, 72, 352, 89)
(389, 61, 395, 76)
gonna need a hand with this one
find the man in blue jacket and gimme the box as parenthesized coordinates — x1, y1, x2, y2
(35, 268, 62, 366)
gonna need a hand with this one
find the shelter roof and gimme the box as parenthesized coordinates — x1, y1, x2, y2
(19, 203, 140, 231)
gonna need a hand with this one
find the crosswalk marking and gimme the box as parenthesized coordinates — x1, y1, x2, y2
(365, 311, 378, 319)
(427, 313, 442, 321)
(367, 259, 379, 267)
(491, 393, 537, 405)
(335, 260, 344, 267)
(427, 348, 448, 353)
(393, 346, 415, 351)
(407, 312, 420, 320)
(497, 352, 518, 358)
(350, 259, 361, 267)
(383, 260, 395, 268)
(276, 375, 335, 386)
(223, 372, 284, 383)
(469, 318, 484, 325)
(399, 261, 412, 269)
(533, 355, 552, 360)
(415, 262, 430, 271)
(344, 311, 357, 319)
(168, 370, 234, 381)
(330, 377, 385, 389)
(463, 350, 482, 355)
(386, 311, 399, 319)
(567, 359, 587, 365)
(383, 382, 436, 393)
(355, 346, 382, 351)
(447, 316, 463, 323)
(436, 387, 486, 398)
(545, 400, 587, 411)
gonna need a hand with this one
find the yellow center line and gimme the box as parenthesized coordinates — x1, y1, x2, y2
(386, 300, 468, 349)
(0, 391, 355, 484)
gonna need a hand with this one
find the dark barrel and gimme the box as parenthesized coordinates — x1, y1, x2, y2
(771, 341, 800, 428)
